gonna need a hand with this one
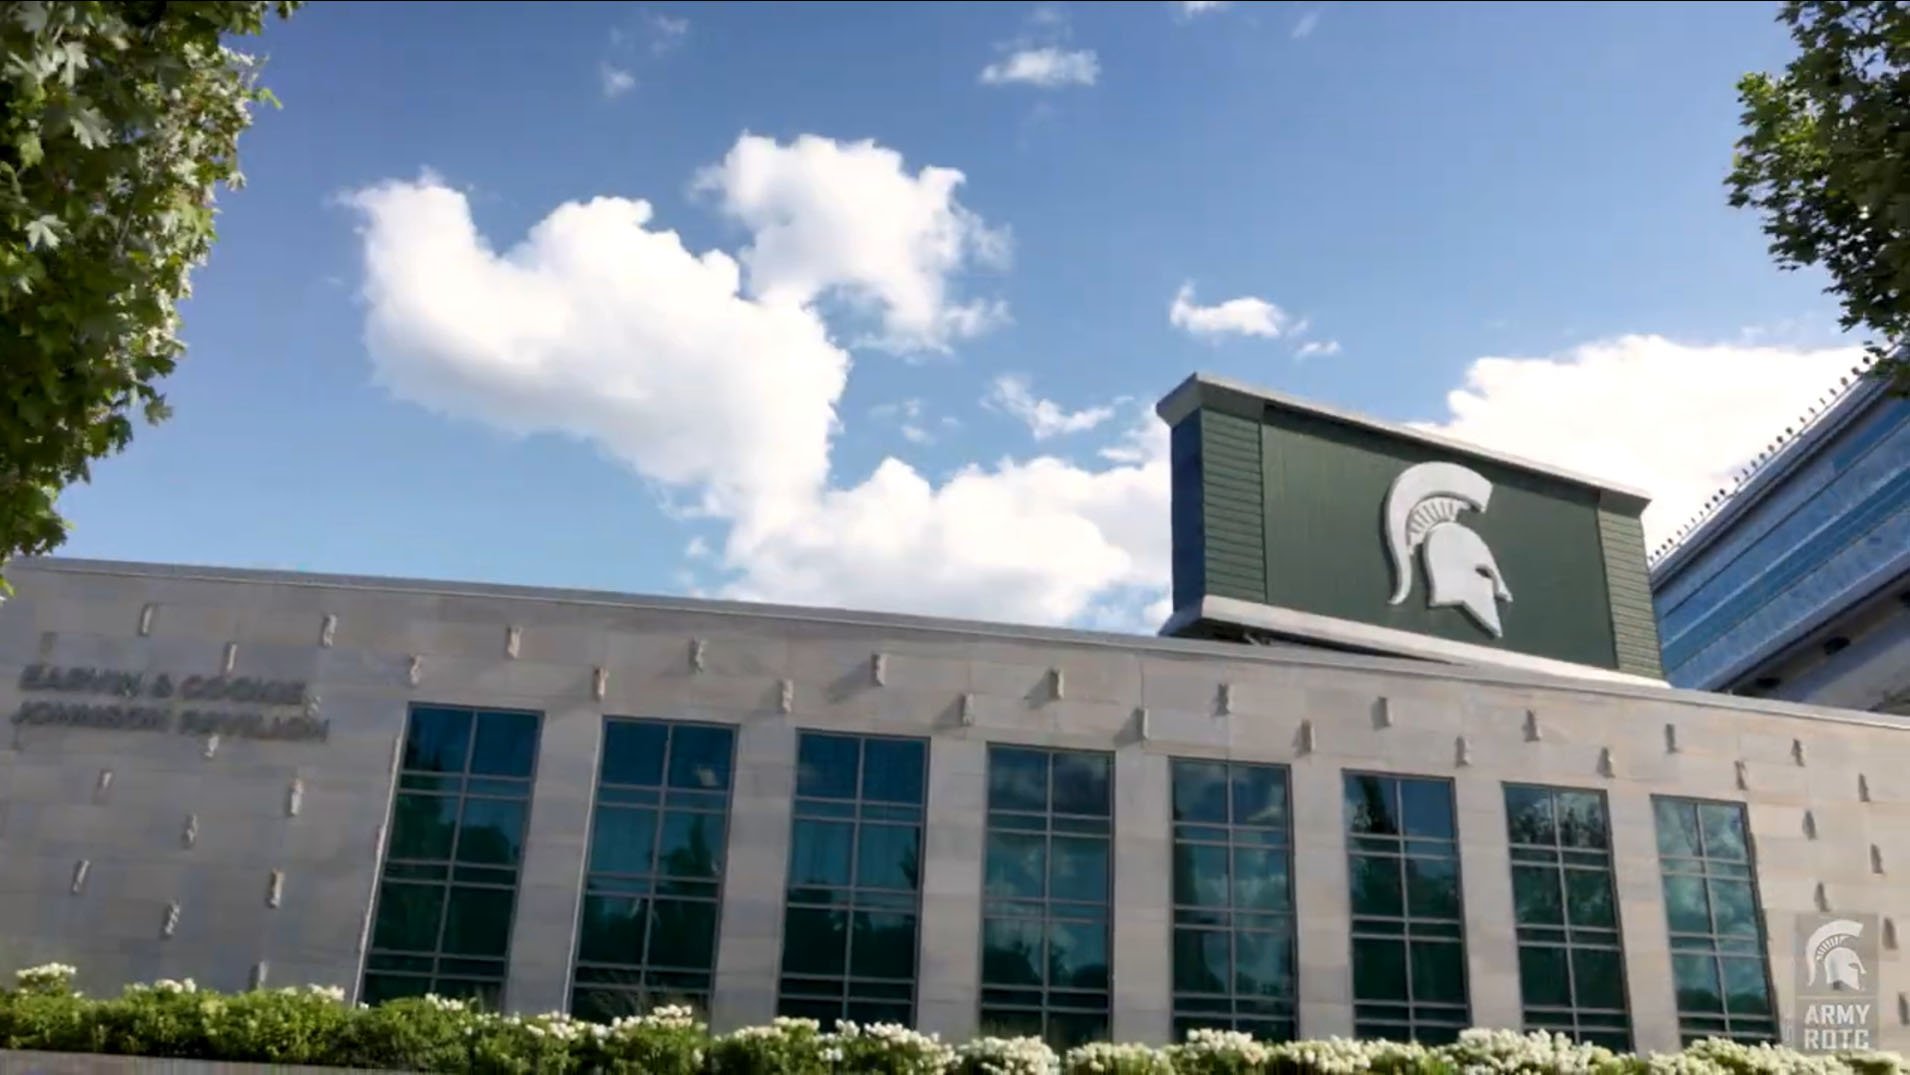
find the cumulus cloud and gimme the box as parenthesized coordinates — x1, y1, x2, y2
(980, 47, 1101, 87)
(347, 172, 848, 532)
(1296, 339, 1342, 359)
(599, 63, 636, 98)
(1169, 282, 1292, 340)
(1292, 10, 1321, 38)
(349, 136, 1167, 629)
(1178, 1, 1230, 16)
(694, 134, 1010, 353)
(986, 374, 1119, 439)
(1411, 334, 1865, 547)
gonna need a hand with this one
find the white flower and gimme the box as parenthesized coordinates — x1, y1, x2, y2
(302, 983, 347, 1003)
(13, 963, 78, 991)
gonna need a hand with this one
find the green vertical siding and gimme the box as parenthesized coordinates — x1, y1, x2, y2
(1258, 408, 1620, 669)
(1597, 508, 1665, 678)
(1199, 411, 1267, 603)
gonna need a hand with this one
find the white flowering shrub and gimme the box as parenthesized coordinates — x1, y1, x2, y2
(1438, 1029, 1616, 1074)
(6, 964, 1910, 1074)
(1066, 1041, 1175, 1075)
(463, 1009, 583, 1074)
(710, 1015, 830, 1075)
(12, 963, 77, 996)
(956, 1034, 1060, 1075)
(829, 1019, 959, 1074)
(582, 1004, 710, 1075)
(1166, 1027, 1274, 1075)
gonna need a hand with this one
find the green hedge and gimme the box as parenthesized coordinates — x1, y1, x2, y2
(0, 965, 1903, 1075)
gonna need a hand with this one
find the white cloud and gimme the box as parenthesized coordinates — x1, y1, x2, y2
(986, 374, 1118, 439)
(1178, 0, 1230, 15)
(599, 63, 636, 98)
(980, 46, 1100, 88)
(1411, 334, 1865, 548)
(694, 134, 1010, 353)
(723, 424, 1169, 624)
(872, 398, 940, 445)
(1169, 282, 1291, 340)
(1292, 10, 1321, 37)
(1296, 339, 1342, 359)
(349, 138, 1168, 630)
(648, 12, 688, 53)
(348, 170, 848, 532)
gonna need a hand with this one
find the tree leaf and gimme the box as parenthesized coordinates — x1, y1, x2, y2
(23, 215, 62, 250)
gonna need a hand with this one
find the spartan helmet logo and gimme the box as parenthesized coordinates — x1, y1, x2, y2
(1384, 462, 1513, 637)
(1807, 919, 1867, 992)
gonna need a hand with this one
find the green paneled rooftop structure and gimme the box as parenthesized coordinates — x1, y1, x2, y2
(1157, 373, 1664, 683)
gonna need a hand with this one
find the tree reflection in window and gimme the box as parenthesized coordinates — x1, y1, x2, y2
(569, 719, 735, 1022)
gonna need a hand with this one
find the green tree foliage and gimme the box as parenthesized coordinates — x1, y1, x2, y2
(1729, 1, 1910, 389)
(0, 1, 298, 581)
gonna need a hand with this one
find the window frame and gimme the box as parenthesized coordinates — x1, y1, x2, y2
(360, 703, 543, 1010)
(977, 743, 1116, 1050)
(776, 729, 930, 1025)
(1650, 794, 1780, 1045)
(566, 716, 740, 1021)
(1341, 769, 1471, 1044)
(1168, 756, 1298, 1043)
(1502, 781, 1633, 1049)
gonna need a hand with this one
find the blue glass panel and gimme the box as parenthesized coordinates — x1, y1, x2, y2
(469, 711, 538, 777)
(1232, 766, 1287, 829)
(404, 707, 471, 773)
(855, 823, 920, 891)
(1400, 780, 1455, 840)
(601, 722, 667, 787)
(797, 734, 859, 800)
(668, 725, 734, 791)
(590, 806, 657, 876)
(1173, 760, 1228, 823)
(989, 748, 1048, 811)
(789, 820, 853, 888)
(861, 738, 926, 805)
(1345, 775, 1398, 835)
(1052, 753, 1111, 817)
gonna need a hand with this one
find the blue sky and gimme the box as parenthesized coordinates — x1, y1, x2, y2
(55, 0, 1871, 630)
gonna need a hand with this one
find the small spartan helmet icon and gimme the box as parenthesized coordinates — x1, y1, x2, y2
(1807, 918, 1867, 991)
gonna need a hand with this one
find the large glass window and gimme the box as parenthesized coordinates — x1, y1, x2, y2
(777, 732, 928, 1025)
(1504, 785, 1631, 1048)
(362, 704, 541, 1010)
(1170, 759, 1296, 1042)
(1344, 772, 1468, 1043)
(1653, 797, 1777, 1044)
(980, 745, 1112, 1049)
(569, 719, 736, 1021)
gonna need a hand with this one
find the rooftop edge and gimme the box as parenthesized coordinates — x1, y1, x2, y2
(1155, 372, 1654, 508)
(8, 555, 1904, 734)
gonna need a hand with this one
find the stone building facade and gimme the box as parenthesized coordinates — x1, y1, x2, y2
(1, 557, 1905, 1052)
